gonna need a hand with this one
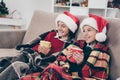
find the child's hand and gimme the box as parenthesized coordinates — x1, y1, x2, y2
(66, 50, 72, 59)
(65, 49, 84, 64)
(73, 52, 84, 64)
(38, 45, 51, 55)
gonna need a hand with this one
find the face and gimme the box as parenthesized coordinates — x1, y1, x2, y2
(82, 25, 97, 44)
(56, 21, 69, 38)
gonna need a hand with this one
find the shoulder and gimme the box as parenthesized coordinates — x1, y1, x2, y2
(94, 42, 109, 53)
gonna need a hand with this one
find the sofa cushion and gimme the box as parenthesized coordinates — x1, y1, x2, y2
(0, 49, 20, 57)
(0, 29, 26, 48)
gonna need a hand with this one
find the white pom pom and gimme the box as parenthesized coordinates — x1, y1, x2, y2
(95, 32, 107, 42)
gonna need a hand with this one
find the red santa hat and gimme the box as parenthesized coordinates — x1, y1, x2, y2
(80, 14, 107, 42)
(56, 11, 79, 33)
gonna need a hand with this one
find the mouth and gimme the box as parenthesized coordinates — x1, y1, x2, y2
(84, 36, 90, 39)
(58, 31, 64, 35)
(83, 37, 90, 41)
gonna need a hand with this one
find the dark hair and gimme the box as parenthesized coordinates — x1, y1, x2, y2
(68, 25, 79, 41)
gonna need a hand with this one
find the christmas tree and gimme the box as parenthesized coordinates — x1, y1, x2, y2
(0, 0, 9, 16)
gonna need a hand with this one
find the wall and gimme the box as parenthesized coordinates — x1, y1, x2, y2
(4, 0, 53, 29)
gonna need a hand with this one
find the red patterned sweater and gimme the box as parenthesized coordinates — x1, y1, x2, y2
(33, 31, 65, 56)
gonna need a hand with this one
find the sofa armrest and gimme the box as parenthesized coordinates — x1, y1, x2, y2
(0, 29, 26, 48)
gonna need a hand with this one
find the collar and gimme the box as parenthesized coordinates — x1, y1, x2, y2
(54, 33, 68, 42)
(87, 42, 96, 49)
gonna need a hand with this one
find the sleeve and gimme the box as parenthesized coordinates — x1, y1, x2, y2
(16, 30, 55, 50)
(30, 29, 55, 47)
(81, 43, 110, 80)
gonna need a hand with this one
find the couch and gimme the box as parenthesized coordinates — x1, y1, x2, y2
(0, 10, 120, 80)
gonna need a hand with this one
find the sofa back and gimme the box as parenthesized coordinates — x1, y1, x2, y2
(106, 18, 120, 79)
(23, 10, 57, 44)
(23, 10, 120, 80)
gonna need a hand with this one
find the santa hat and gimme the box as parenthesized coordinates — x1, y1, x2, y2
(80, 14, 107, 42)
(56, 11, 79, 33)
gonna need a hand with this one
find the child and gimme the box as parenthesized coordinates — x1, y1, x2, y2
(79, 14, 110, 80)
(32, 11, 80, 71)
(0, 11, 80, 80)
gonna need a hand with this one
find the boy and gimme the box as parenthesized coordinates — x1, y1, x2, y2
(79, 14, 110, 80)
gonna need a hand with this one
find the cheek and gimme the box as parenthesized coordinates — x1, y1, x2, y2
(56, 27, 60, 31)
(90, 33, 96, 41)
(89, 31, 96, 36)
(92, 33, 96, 37)
(82, 33, 86, 37)
(64, 28, 69, 33)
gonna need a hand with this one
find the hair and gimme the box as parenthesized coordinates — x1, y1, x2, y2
(68, 24, 79, 41)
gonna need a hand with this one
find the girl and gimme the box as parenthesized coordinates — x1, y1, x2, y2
(0, 11, 80, 80)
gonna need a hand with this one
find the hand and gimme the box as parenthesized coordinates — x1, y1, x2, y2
(73, 52, 84, 64)
(38, 45, 51, 55)
(66, 50, 72, 60)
